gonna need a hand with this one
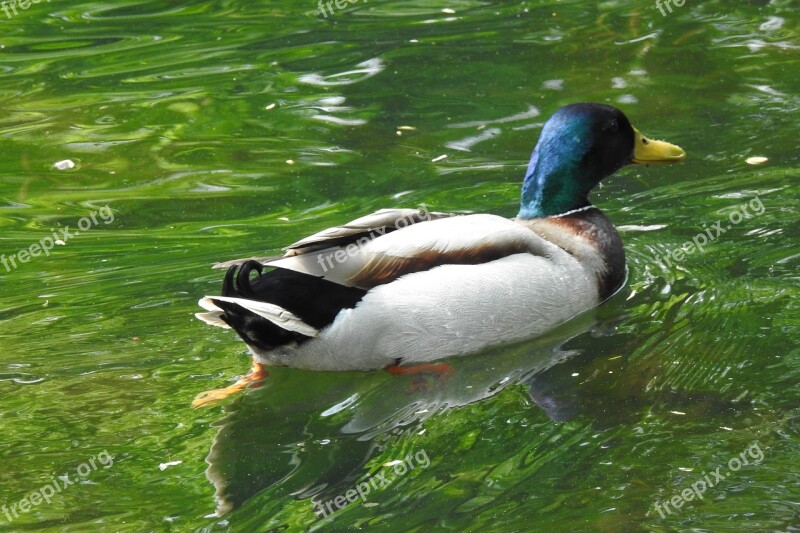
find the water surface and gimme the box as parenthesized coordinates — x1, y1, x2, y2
(0, 0, 798, 531)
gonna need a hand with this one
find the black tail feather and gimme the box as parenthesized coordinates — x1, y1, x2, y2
(211, 261, 367, 351)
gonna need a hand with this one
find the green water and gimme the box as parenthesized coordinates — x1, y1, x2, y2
(1, 0, 798, 531)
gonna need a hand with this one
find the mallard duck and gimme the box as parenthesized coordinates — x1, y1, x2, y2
(194, 103, 684, 406)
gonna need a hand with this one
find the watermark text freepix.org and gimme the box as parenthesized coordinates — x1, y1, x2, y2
(1, 205, 114, 272)
(1, 0, 50, 19)
(318, 0, 366, 18)
(653, 441, 764, 518)
(316, 205, 433, 273)
(653, 195, 764, 269)
(1, 450, 113, 524)
(313, 449, 430, 518)
(655, 0, 688, 17)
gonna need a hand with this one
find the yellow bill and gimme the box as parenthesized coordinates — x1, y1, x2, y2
(631, 127, 686, 164)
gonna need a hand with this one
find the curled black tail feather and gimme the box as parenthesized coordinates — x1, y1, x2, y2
(213, 261, 367, 351)
(222, 260, 263, 299)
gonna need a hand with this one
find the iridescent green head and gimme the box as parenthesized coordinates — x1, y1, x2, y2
(518, 103, 685, 219)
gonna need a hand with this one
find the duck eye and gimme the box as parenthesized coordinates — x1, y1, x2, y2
(606, 120, 618, 132)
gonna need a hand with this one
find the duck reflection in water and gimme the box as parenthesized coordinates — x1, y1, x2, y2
(202, 313, 607, 516)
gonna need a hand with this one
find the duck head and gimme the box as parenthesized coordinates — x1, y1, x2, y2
(518, 103, 685, 219)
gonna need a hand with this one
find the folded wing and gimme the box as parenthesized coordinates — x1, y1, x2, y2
(267, 212, 560, 289)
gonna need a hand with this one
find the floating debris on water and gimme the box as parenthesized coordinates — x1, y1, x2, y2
(54, 159, 75, 170)
(158, 460, 182, 471)
(745, 156, 768, 165)
(431, 154, 448, 163)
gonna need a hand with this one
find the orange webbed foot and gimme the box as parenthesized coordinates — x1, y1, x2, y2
(192, 361, 269, 408)
(385, 362, 454, 393)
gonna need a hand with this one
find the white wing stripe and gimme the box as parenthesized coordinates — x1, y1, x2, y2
(204, 296, 319, 337)
(195, 311, 231, 329)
